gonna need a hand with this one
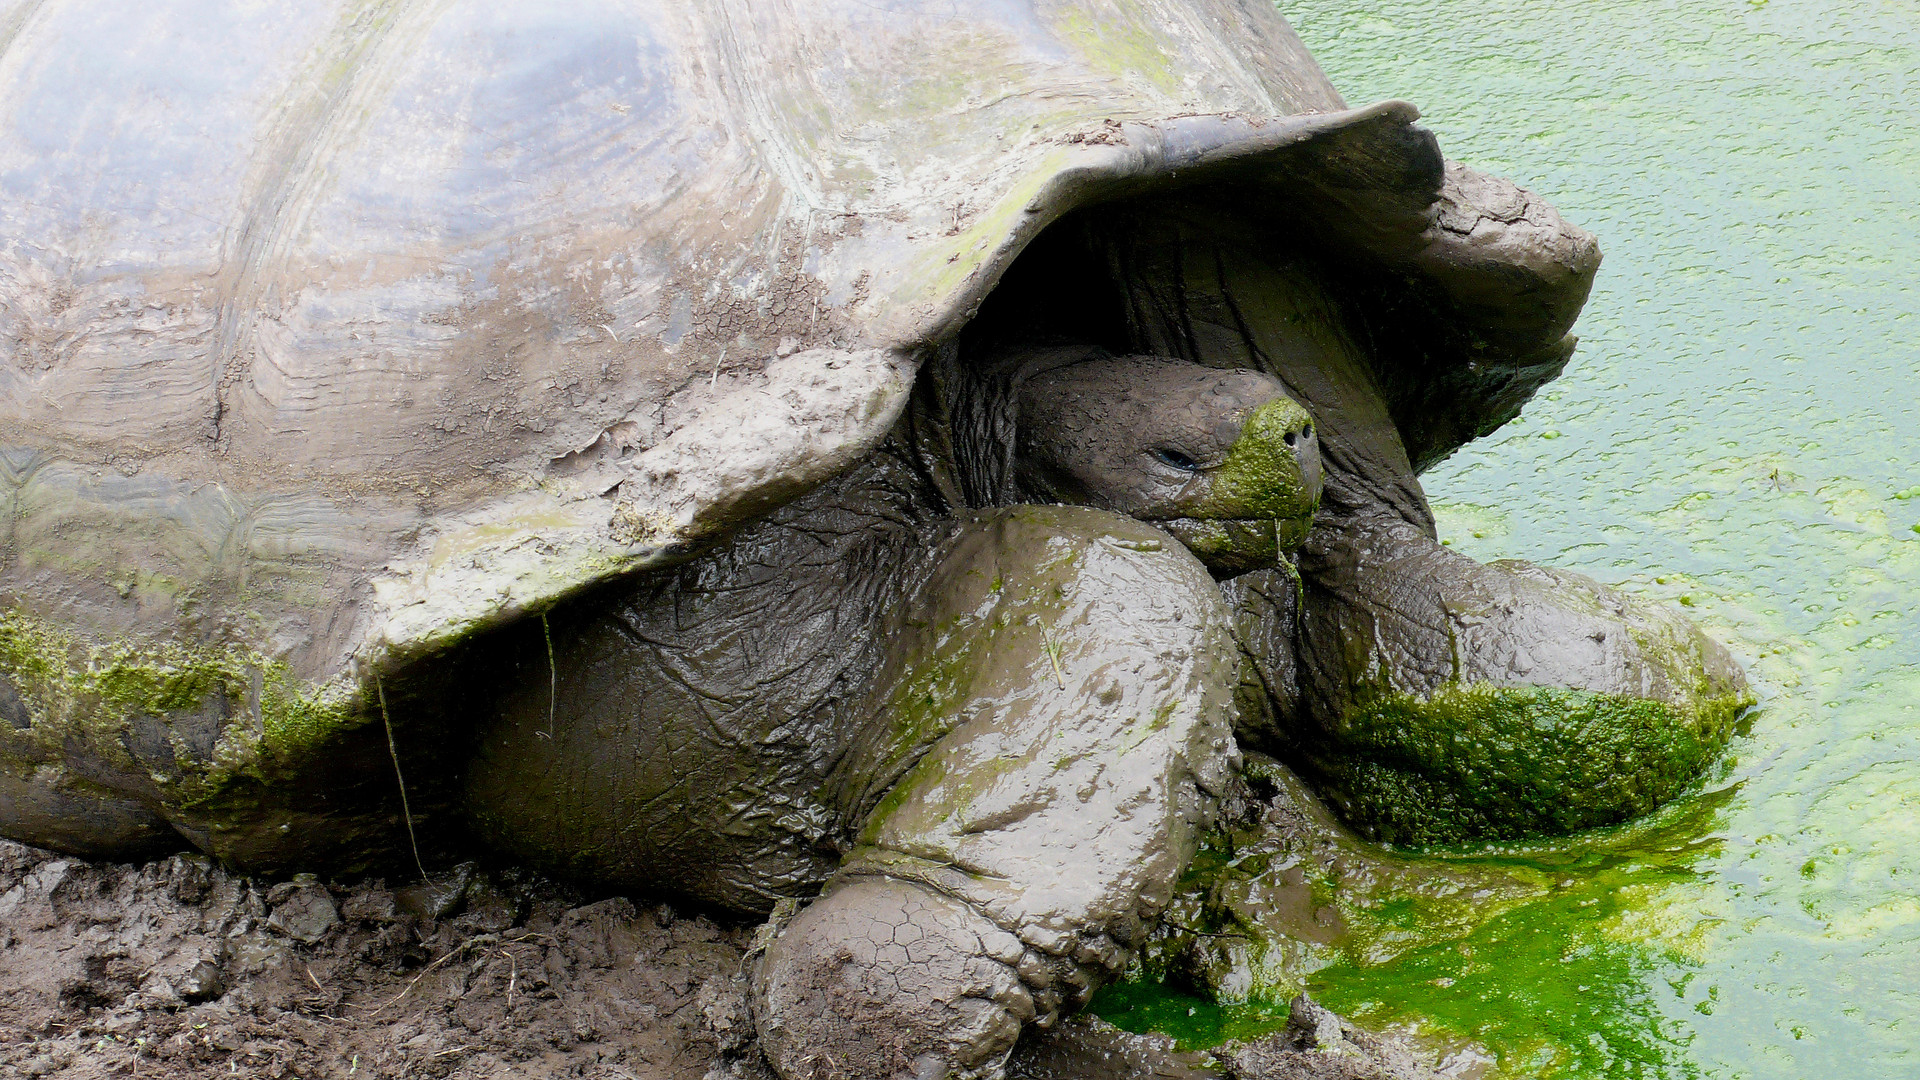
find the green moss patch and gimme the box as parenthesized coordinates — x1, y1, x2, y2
(0, 609, 360, 805)
(1185, 396, 1320, 527)
(1307, 682, 1753, 846)
(1111, 756, 1565, 1038)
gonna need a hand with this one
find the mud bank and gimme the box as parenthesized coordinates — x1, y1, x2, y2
(0, 839, 1446, 1080)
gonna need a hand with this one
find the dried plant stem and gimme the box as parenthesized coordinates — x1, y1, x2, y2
(544, 611, 557, 740)
(376, 673, 428, 884)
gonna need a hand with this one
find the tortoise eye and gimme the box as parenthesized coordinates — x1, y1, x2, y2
(1153, 448, 1202, 472)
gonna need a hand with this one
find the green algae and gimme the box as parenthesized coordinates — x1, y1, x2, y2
(1099, 757, 1743, 1071)
(1090, 982, 1291, 1050)
(1156, 396, 1320, 571)
(0, 611, 356, 770)
(1051, 8, 1186, 97)
(1158, 518, 1282, 571)
(1122, 758, 1566, 1004)
(1294, 787, 1750, 1079)
(1310, 683, 1751, 845)
(1088, 2, 1920, 1075)
(0, 607, 389, 857)
(1184, 396, 1319, 529)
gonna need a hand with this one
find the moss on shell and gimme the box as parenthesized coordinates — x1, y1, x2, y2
(0, 609, 359, 807)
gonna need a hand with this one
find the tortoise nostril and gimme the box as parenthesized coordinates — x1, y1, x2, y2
(1302, 423, 1313, 439)
(1283, 431, 1296, 446)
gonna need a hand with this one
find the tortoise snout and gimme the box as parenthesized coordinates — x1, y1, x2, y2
(1283, 414, 1322, 505)
(1242, 395, 1323, 512)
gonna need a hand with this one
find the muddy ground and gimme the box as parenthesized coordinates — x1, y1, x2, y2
(0, 839, 1443, 1080)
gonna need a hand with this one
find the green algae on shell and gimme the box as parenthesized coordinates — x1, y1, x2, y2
(0, 607, 460, 873)
(0, 610, 357, 796)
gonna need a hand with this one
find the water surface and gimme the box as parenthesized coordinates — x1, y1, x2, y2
(1108, 2, 1918, 1076)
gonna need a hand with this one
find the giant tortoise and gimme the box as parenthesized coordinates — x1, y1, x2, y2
(0, 2, 1749, 1077)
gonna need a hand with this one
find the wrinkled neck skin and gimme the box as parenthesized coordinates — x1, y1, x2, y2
(1097, 208, 1498, 738)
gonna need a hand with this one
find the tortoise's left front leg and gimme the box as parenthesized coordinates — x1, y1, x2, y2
(752, 505, 1241, 1080)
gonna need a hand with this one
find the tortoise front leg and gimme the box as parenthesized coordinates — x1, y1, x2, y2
(1286, 509, 1751, 844)
(753, 505, 1241, 1080)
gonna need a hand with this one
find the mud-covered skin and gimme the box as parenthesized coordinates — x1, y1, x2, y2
(470, 496, 1245, 1078)
(464, 358, 1312, 912)
(1101, 203, 1751, 843)
(463, 439, 944, 914)
(466, 354, 1311, 1080)
(755, 879, 1038, 1080)
(836, 507, 1239, 1004)
(1015, 357, 1322, 575)
(748, 503, 1240, 1078)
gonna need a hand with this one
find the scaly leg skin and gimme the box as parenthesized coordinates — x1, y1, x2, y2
(754, 878, 1033, 1080)
(1292, 510, 1752, 843)
(754, 505, 1243, 1080)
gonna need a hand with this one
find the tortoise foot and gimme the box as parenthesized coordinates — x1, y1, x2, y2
(1296, 520, 1754, 843)
(753, 877, 1036, 1080)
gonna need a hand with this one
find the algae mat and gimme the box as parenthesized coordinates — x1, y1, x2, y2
(1095, 1, 1920, 1076)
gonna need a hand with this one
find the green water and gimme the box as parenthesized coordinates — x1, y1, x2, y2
(1102, 2, 1919, 1076)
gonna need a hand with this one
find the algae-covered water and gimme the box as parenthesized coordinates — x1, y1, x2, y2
(1095, 1, 1920, 1076)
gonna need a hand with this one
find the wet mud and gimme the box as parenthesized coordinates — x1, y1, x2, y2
(0, 839, 1449, 1080)
(0, 839, 747, 1079)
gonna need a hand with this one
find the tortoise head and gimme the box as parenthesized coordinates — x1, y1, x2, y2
(1014, 355, 1321, 576)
